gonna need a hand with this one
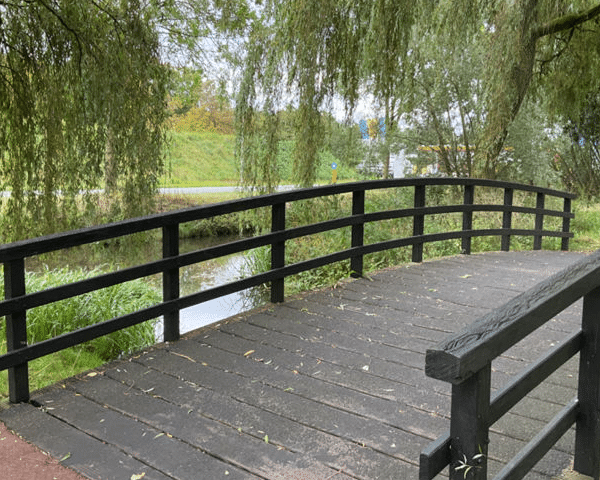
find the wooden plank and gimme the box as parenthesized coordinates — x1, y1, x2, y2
(129, 346, 430, 467)
(0, 251, 585, 480)
(37, 386, 257, 480)
(51, 374, 354, 480)
(0, 402, 172, 480)
(103, 359, 407, 479)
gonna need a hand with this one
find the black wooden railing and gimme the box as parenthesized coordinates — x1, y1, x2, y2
(419, 250, 600, 480)
(0, 178, 574, 404)
(420, 249, 600, 480)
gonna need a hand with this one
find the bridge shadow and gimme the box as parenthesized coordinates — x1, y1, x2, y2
(0, 251, 586, 479)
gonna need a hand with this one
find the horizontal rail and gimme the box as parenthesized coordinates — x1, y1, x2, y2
(493, 399, 579, 480)
(0, 178, 575, 262)
(1, 178, 576, 404)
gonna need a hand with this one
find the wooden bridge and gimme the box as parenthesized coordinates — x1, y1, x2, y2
(4, 178, 599, 479)
(0, 250, 588, 479)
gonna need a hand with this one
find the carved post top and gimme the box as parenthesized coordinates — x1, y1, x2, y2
(425, 250, 600, 385)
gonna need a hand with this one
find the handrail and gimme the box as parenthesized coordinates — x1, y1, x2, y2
(1, 178, 575, 403)
(420, 250, 600, 480)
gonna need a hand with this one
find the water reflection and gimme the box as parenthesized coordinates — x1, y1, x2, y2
(173, 254, 258, 338)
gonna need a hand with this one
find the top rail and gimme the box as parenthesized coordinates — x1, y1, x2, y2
(1, 178, 576, 404)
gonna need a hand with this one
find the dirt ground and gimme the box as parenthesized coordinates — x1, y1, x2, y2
(0, 420, 86, 480)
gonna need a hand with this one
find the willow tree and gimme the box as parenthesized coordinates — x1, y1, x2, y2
(237, 0, 600, 186)
(0, 1, 171, 240)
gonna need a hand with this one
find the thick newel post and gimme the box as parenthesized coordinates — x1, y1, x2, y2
(5, 258, 29, 403)
(163, 224, 180, 342)
(574, 286, 600, 479)
(351, 190, 365, 278)
(271, 202, 286, 303)
(412, 184, 425, 263)
(449, 363, 491, 480)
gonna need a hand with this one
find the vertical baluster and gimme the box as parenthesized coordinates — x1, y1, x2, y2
(534, 192, 545, 250)
(163, 224, 180, 342)
(574, 286, 600, 479)
(501, 188, 513, 252)
(561, 197, 571, 251)
(351, 190, 365, 278)
(271, 202, 286, 303)
(449, 364, 491, 480)
(5, 258, 29, 403)
(462, 184, 474, 255)
(413, 185, 426, 263)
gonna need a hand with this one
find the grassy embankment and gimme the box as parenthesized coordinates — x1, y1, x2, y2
(1, 130, 600, 401)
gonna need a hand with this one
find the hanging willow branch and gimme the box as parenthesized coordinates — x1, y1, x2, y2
(0, 1, 170, 241)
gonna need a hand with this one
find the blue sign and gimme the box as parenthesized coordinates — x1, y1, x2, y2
(331, 163, 337, 170)
(358, 120, 369, 140)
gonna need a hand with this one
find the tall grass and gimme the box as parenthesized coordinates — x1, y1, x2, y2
(0, 266, 160, 400)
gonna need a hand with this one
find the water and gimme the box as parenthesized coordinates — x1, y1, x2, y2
(176, 253, 258, 337)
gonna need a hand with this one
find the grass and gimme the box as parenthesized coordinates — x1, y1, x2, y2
(0, 266, 160, 401)
(160, 130, 360, 188)
(161, 131, 238, 187)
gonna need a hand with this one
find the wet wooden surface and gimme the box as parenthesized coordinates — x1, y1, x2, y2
(0, 251, 588, 479)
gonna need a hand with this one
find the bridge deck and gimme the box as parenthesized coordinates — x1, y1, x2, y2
(0, 251, 588, 480)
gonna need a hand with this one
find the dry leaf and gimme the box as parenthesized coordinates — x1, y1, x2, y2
(244, 350, 255, 357)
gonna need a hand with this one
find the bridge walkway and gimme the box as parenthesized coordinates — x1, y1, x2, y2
(0, 251, 587, 479)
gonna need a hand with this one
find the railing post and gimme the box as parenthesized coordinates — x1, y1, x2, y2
(449, 363, 491, 480)
(533, 192, 545, 250)
(5, 259, 29, 403)
(163, 224, 180, 342)
(462, 184, 474, 255)
(351, 190, 365, 278)
(271, 202, 286, 303)
(501, 188, 513, 252)
(412, 184, 425, 263)
(574, 286, 600, 479)
(561, 197, 571, 251)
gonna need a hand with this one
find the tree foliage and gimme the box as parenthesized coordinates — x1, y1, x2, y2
(0, 0, 253, 241)
(0, 0, 171, 240)
(237, 0, 600, 188)
(557, 91, 600, 197)
(168, 69, 234, 134)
